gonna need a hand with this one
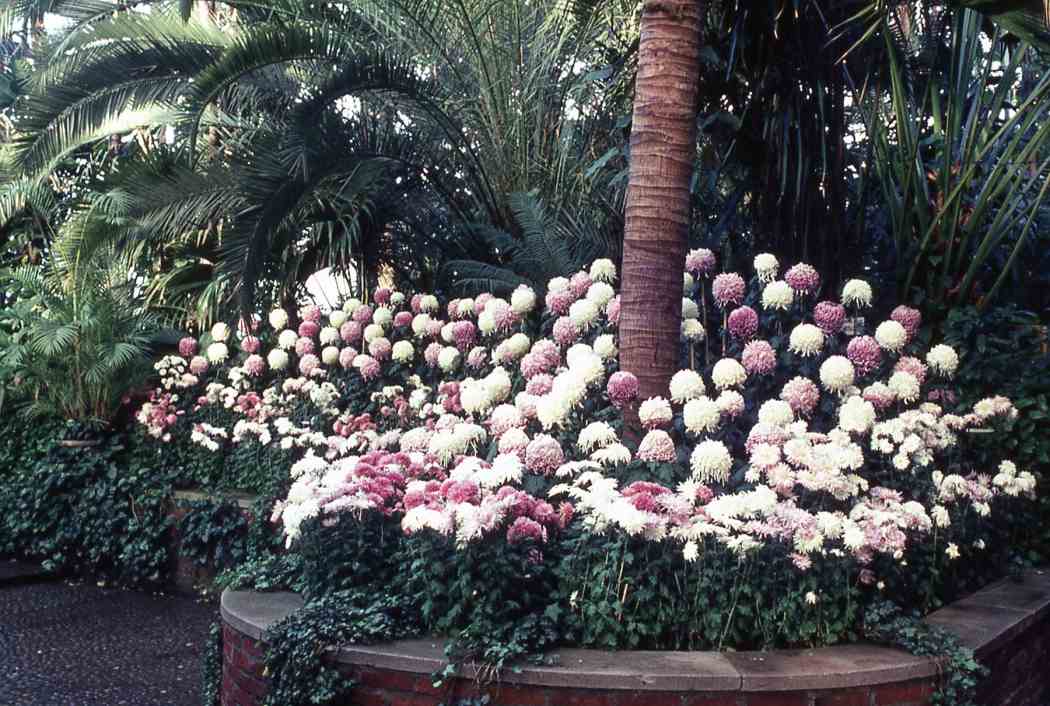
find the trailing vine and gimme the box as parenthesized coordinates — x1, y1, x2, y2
(864, 600, 986, 706)
(201, 621, 223, 706)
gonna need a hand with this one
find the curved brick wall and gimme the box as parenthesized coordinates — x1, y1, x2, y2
(220, 570, 1050, 706)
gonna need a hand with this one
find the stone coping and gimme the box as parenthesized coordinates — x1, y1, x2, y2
(221, 569, 1050, 693)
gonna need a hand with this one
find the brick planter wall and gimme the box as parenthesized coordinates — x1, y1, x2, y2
(219, 570, 1050, 706)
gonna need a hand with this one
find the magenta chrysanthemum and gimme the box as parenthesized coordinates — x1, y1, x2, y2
(300, 305, 322, 323)
(813, 301, 846, 335)
(178, 337, 198, 357)
(785, 263, 821, 295)
(685, 248, 717, 276)
(506, 516, 547, 545)
(891, 305, 922, 340)
(425, 319, 444, 339)
(393, 311, 413, 328)
(894, 356, 927, 386)
(410, 294, 423, 314)
(780, 376, 820, 416)
(340, 321, 362, 343)
(298, 320, 320, 339)
(452, 321, 477, 351)
(352, 305, 374, 325)
(727, 306, 759, 340)
(607, 371, 639, 407)
(474, 293, 493, 314)
(520, 353, 549, 379)
(373, 287, 392, 305)
(847, 335, 882, 375)
(553, 317, 579, 346)
(525, 434, 564, 475)
(240, 335, 261, 354)
(712, 273, 746, 308)
(741, 340, 777, 375)
(637, 430, 677, 463)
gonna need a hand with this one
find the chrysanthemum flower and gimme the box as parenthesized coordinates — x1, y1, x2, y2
(299, 353, 320, 376)
(685, 248, 717, 276)
(268, 309, 289, 330)
(244, 354, 266, 376)
(295, 337, 315, 357)
(781, 376, 820, 415)
(338, 347, 358, 369)
(690, 440, 732, 484)
(669, 369, 706, 403)
(841, 279, 873, 308)
(637, 430, 677, 463)
(525, 434, 564, 475)
(893, 357, 926, 386)
(682, 298, 700, 321)
(210, 322, 230, 342)
(875, 320, 908, 353)
(813, 301, 846, 335)
(891, 305, 922, 340)
(639, 397, 673, 429)
(178, 337, 198, 357)
(785, 263, 820, 295)
(712, 358, 747, 390)
(728, 306, 759, 340)
(605, 296, 621, 326)
(762, 281, 794, 311)
(788, 324, 825, 357)
(926, 344, 959, 378)
(682, 319, 706, 341)
(206, 342, 229, 363)
(716, 390, 746, 418)
(888, 371, 921, 403)
(321, 346, 340, 366)
(607, 372, 640, 407)
(594, 334, 618, 361)
(590, 258, 618, 283)
(190, 355, 209, 375)
(820, 356, 855, 393)
(847, 336, 882, 375)
(741, 340, 777, 375)
(754, 253, 779, 282)
(267, 349, 289, 371)
(683, 396, 721, 434)
(712, 273, 746, 308)
(758, 400, 795, 427)
(553, 317, 580, 346)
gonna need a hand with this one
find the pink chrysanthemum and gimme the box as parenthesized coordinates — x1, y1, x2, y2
(492, 303, 521, 333)
(467, 347, 488, 369)
(507, 516, 547, 545)
(520, 353, 549, 379)
(813, 301, 846, 335)
(240, 335, 261, 354)
(474, 293, 493, 314)
(410, 294, 423, 314)
(373, 287, 392, 305)
(452, 321, 477, 351)
(553, 317, 579, 346)
(299, 354, 320, 376)
(605, 295, 621, 325)
(498, 428, 530, 459)
(532, 340, 561, 368)
(525, 434, 564, 475)
(393, 311, 413, 328)
(745, 423, 790, 453)
(607, 371, 639, 407)
(425, 319, 444, 339)
(891, 305, 922, 340)
(298, 321, 320, 339)
(780, 376, 820, 416)
(447, 299, 461, 320)
(863, 383, 895, 411)
(741, 339, 777, 375)
(339, 347, 358, 369)
(685, 248, 717, 277)
(189, 356, 209, 375)
(712, 273, 746, 308)
(488, 404, 525, 437)
(569, 271, 593, 299)
(369, 338, 392, 361)
(545, 288, 577, 316)
(358, 356, 381, 381)
(637, 430, 677, 463)
(295, 337, 315, 356)
(846, 335, 882, 375)
(352, 305, 374, 325)
(525, 374, 554, 396)
(894, 356, 927, 386)
(340, 321, 362, 343)
(728, 306, 759, 340)
(244, 354, 266, 377)
(300, 305, 322, 323)
(178, 337, 198, 357)
(785, 263, 821, 295)
(424, 342, 442, 367)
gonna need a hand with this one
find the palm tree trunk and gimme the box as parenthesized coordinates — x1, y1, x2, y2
(619, 0, 702, 402)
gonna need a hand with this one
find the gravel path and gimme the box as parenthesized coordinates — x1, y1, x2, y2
(0, 579, 215, 706)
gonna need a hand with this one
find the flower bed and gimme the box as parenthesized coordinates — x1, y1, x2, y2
(218, 569, 1050, 706)
(137, 252, 1041, 704)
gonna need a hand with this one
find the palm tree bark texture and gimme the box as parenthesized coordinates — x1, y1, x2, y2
(619, 0, 702, 403)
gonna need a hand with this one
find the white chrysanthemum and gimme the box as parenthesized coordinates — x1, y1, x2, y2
(319, 326, 339, 345)
(590, 258, 617, 283)
(477, 309, 496, 335)
(210, 322, 230, 342)
(690, 440, 733, 484)
(206, 342, 229, 363)
(460, 379, 489, 415)
(411, 313, 431, 337)
(342, 298, 362, 314)
(761, 281, 794, 311)
(716, 390, 745, 416)
(888, 371, 921, 403)
(594, 334, 618, 360)
(565, 343, 594, 369)
(926, 344, 959, 377)
(820, 356, 855, 393)
(550, 277, 573, 294)
(682, 298, 700, 320)
(838, 395, 876, 434)
(329, 310, 347, 328)
(457, 298, 475, 317)
(392, 341, 415, 364)
(511, 286, 537, 315)
(577, 421, 618, 452)
(585, 282, 615, 308)
(683, 396, 721, 434)
(842, 279, 873, 308)
(267, 349, 289, 371)
(569, 299, 600, 330)
(268, 309, 289, 330)
(486, 366, 513, 404)
(373, 307, 393, 327)
(591, 443, 632, 467)
(321, 346, 340, 365)
(363, 323, 385, 343)
(754, 253, 779, 282)
(669, 369, 706, 403)
(638, 397, 673, 427)
(440, 322, 456, 344)
(277, 329, 298, 350)
(789, 323, 825, 357)
(875, 320, 907, 353)
(712, 358, 747, 390)
(438, 346, 461, 372)
(419, 295, 440, 313)
(758, 400, 794, 427)
(506, 333, 532, 359)
(683, 272, 695, 293)
(682, 319, 706, 341)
